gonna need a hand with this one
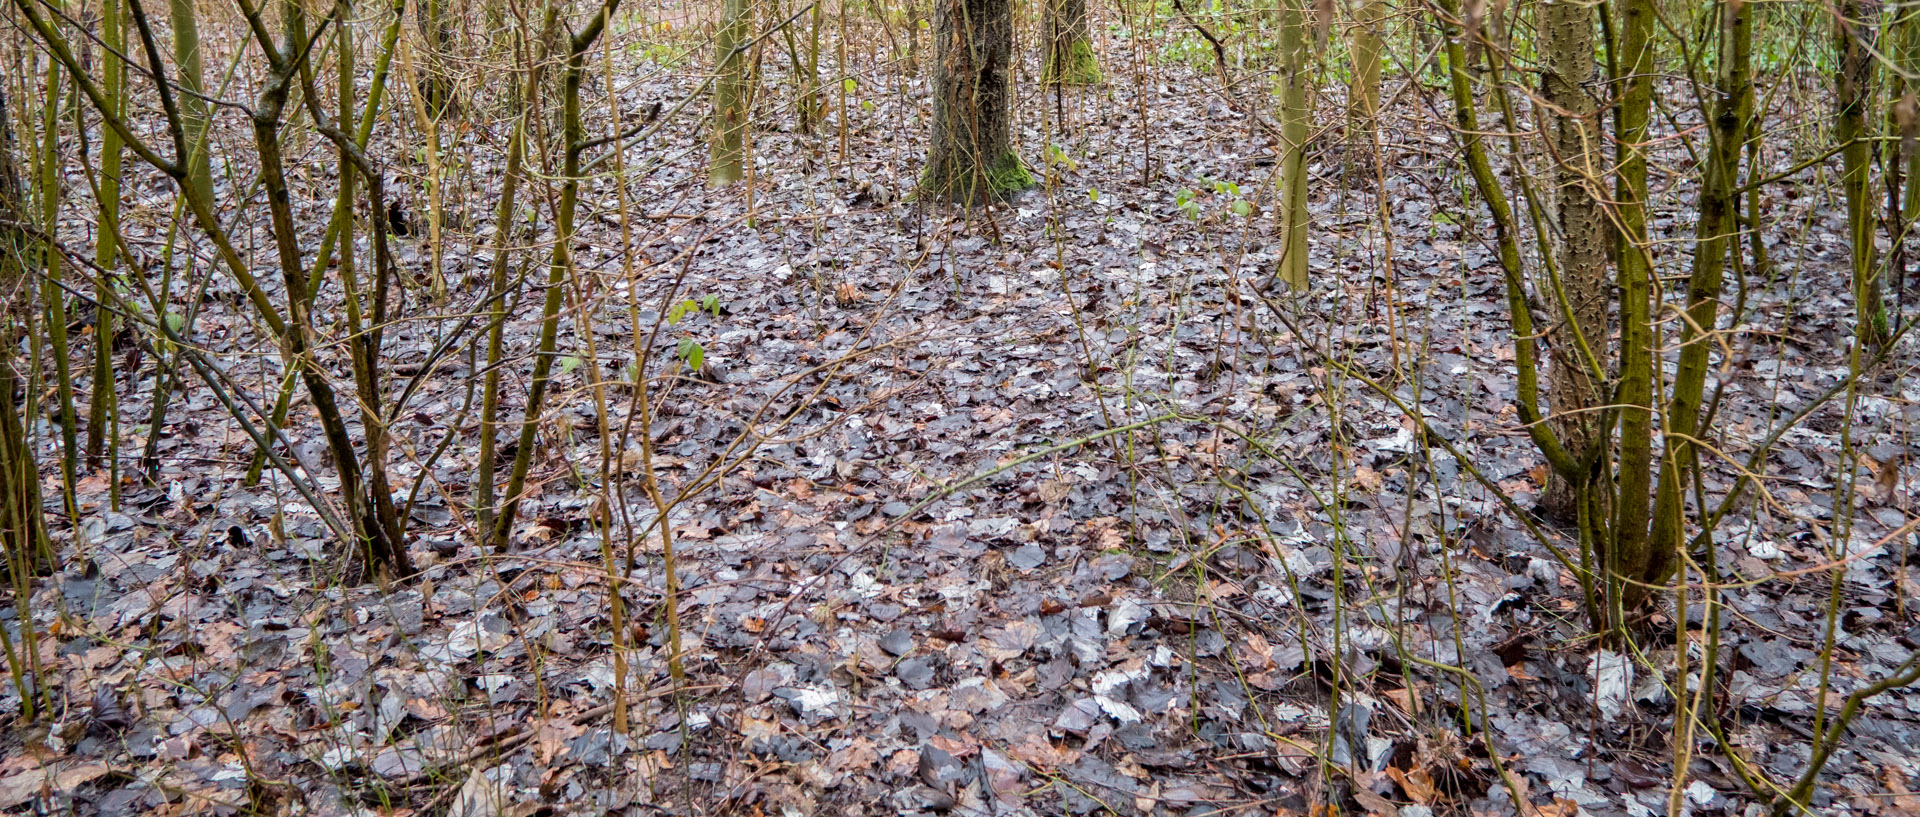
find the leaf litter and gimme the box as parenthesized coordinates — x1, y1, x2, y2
(3, 19, 1920, 817)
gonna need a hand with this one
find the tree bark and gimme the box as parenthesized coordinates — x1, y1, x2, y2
(169, 0, 213, 206)
(1537, 0, 1608, 524)
(38, 17, 80, 512)
(418, 0, 458, 117)
(1837, 0, 1889, 346)
(0, 79, 54, 720)
(0, 82, 49, 577)
(710, 0, 753, 185)
(1611, 0, 1659, 610)
(1274, 0, 1310, 290)
(89, 0, 126, 469)
(1651, 0, 1752, 590)
(923, 0, 1030, 203)
(1436, 0, 1597, 626)
(492, 0, 619, 549)
(1892, 0, 1918, 314)
(1042, 0, 1098, 85)
(1346, 0, 1384, 150)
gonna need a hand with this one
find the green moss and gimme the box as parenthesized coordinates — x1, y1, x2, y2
(983, 153, 1034, 193)
(1042, 39, 1102, 85)
(919, 151, 1032, 204)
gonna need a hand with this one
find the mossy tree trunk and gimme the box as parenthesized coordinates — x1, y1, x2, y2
(1346, 0, 1384, 151)
(1042, 0, 1098, 85)
(1537, 0, 1608, 525)
(1273, 0, 1310, 290)
(491, 0, 621, 549)
(710, 0, 753, 185)
(1650, 0, 1751, 591)
(10, 0, 419, 580)
(0, 79, 53, 719)
(254, 0, 418, 580)
(88, 0, 125, 470)
(169, 0, 213, 206)
(0, 86, 41, 564)
(479, 2, 555, 550)
(1896, 1, 1920, 313)
(1610, 0, 1659, 612)
(923, 0, 1030, 203)
(1435, 0, 1599, 626)
(37, 7, 80, 513)
(418, 0, 459, 117)
(244, 0, 407, 487)
(1837, 0, 1889, 346)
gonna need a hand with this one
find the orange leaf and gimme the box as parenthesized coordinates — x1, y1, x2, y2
(1386, 766, 1439, 805)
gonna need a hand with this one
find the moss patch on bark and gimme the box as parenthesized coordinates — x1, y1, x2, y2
(920, 151, 1032, 204)
(1043, 39, 1101, 85)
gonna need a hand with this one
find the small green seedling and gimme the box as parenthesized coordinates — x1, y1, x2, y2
(676, 337, 705, 370)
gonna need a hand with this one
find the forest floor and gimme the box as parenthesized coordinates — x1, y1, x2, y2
(7, 14, 1920, 817)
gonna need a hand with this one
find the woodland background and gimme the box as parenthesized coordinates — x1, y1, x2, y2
(1, 0, 1919, 815)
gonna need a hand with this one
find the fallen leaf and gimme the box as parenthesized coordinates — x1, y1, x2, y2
(1386, 766, 1438, 805)
(1350, 785, 1396, 815)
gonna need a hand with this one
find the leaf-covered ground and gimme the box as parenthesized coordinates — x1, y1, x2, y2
(6, 12, 1920, 817)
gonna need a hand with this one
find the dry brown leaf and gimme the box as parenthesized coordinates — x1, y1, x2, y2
(835, 282, 865, 306)
(1381, 686, 1421, 717)
(1386, 766, 1439, 805)
(1533, 798, 1580, 817)
(1243, 631, 1275, 670)
(1882, 766, 1920, 814)
(1350, 784, 1396, 815)
(926, 734, 976, 758)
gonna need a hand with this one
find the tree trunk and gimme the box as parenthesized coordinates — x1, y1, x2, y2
(923, 0, 1030, 203)
(492, 1, 619, 549)
(37, 25, 80, 512)
(0, 79, 53, 720)
(246, 0, 406, 487)
(478, 3, 555, 551)
(418, 0, 458, 117)
(1837, 0, 1889, 346)
(1274, 0, 1310, 290)
(1042, 0, 1098, 85)
(1651, 0, 1751, 588)
(1346, 0, 1384, 152)
(1611, 0, 1659, 610)
(89, 0, 126, 469)
(0, 80, 46, 568)
(1436, 0, 1598, 626)
(710, 0, 753, 185)
(1892, 0, 1918, 316)
(169, 0, 213, 206)
(1537, 0, 1607, 524)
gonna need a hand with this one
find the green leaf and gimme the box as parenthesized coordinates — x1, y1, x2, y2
(842, 78, 858, 93)
(1231, 199, 1253, 217)
(668, 299, 695, 325)
(558, 355, 581, 376)
(164, 311, 185, 333)
(677, 337, 704, 370)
